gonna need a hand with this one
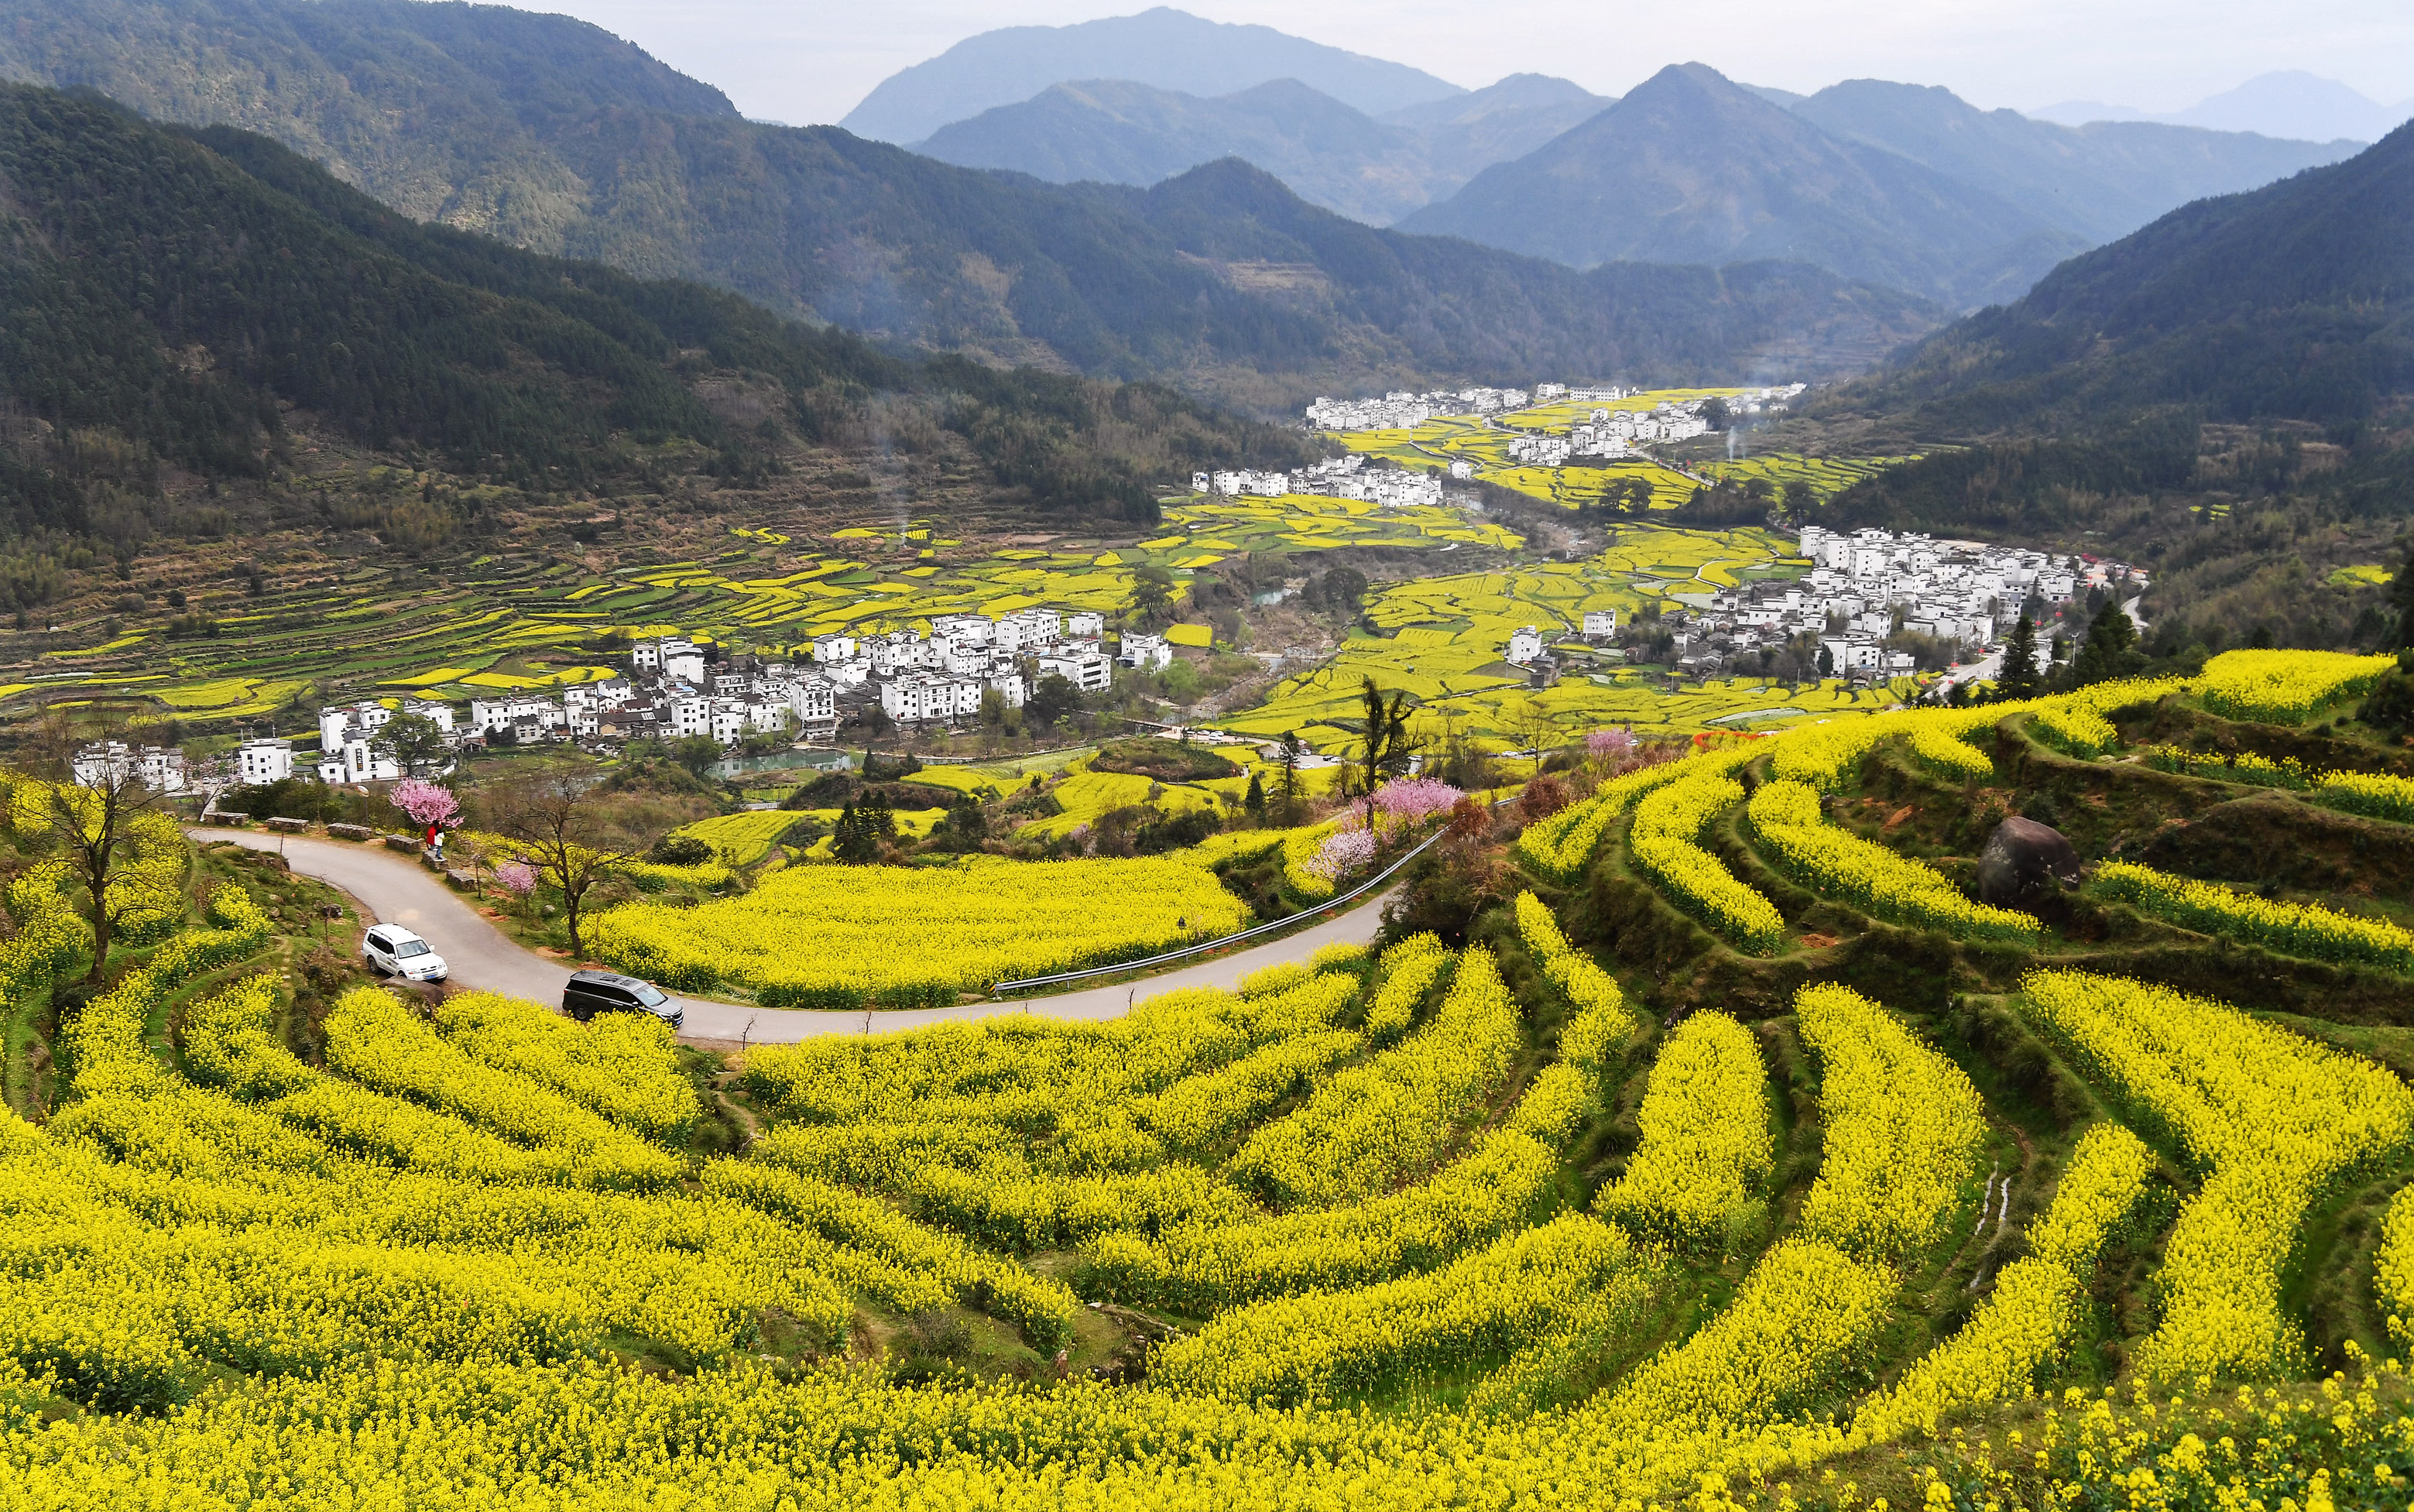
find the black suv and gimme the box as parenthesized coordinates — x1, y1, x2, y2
(563, 969, 682, 1030)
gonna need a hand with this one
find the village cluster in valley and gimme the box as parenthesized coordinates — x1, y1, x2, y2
(194, 607, 1154, 787)
(1300, 381, 1809, 469)
(1614, 526, 2144, 684)
(72, 511, 2138, 797)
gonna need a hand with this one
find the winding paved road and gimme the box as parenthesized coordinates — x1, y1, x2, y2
(190, 829, 1394, 1045)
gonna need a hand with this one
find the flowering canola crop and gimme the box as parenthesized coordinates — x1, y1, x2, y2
(591, 854, 1250, 1006)
(2021, 969, 2414, 1380)
(1593, 1010, 1771, 1248)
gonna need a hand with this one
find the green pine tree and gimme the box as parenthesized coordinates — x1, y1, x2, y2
(2073, 600, 2138, 687)
(2000, 612, 2040, 699)
(1243, 769, 1266, 822)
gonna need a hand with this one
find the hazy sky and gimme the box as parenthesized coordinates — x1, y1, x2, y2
(526, 0, 2414, 126)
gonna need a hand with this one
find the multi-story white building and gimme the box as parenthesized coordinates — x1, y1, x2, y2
(711, 701, 752, 747)
(930, 615, 993, 646)
(235, 738, 294, 787)
(1506, 626, 1547, 665)
(633, 636, 706, 683)
(787, 677, 838, 732)
(1038, 647, 1113, 694)
(317, 701, 392, 751)
(810, 633, 859, 664)
(1118, 633, 1174, 672)
(316, 735, 400, 785)
(880, 672, 981, 724)
(1582, 610, 1619, 639)
(469, 696, 566, 739)
(669, 695, 714, 739)
(869, 631, 931, 676)
(398, 698, 456, 732)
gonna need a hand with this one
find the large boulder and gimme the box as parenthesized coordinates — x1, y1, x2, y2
(1975, 817, 2081, 908)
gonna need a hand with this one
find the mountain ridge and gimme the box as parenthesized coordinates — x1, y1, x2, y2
(1400, 63, 2088, 308)
(0, 83, 1318, 551)
(913, 72, 1614, 225)
(1833, 118, 2414, 434)
(2028, 70, 2406, 143)
(0, 0, 1943, 410)
(1790, 79, 2359, 245)
(839, 7, 1463, 146)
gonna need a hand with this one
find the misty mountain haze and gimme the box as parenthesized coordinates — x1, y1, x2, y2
(838, 6, 1464, 145)
(2029, 70, 2408, 143)
(1398, 63, 2093, 308)
(0, 0, 1943, 413)
(913, 72, 1613, 225)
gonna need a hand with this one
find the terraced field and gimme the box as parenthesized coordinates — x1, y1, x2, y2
(9, 495, 1521, 722)
(1209, 525, 1860, 749)
(1329, 389, 1911, 516)
(9, 652, 2414, 1507)
(1699, 452, 1924, 502)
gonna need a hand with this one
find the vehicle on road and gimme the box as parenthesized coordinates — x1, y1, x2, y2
(564, 969, 682, 1030)
(362, 924, 449, 983)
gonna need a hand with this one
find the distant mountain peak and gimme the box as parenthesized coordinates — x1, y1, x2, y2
(2029, 71, 2400, 144)
(1401, 61, 2097, 308)
(839, 9, 1462, 145)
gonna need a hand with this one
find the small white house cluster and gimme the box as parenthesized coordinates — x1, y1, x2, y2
(70, 742, 187, 794)
(1304, 386, 1536, 430)
(1305, 382, 1807, 437)
(576, 638, 838, 746)
(810, 607, 1119, 728)
(302, 698, 458, 783)
(1566, 401, 1715, 458)
(1647, 526, 2137, 678)
(1193, 454, 1445, 508)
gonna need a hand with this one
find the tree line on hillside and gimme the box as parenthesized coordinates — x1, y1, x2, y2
(0, 84, 1316, 574)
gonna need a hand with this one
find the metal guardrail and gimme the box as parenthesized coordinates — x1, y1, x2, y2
(989, 820, 1462, 997)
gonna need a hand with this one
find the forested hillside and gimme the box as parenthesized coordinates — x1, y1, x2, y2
(1401, 63, 2089, 309)
(1799, 127, 2414, 654)
(1840, 121, 2414, 434)
(0, 86, 1314, 577)
(0, 0, 1942, 403)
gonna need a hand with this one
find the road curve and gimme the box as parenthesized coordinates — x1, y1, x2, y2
(189, 829, 1395, 1044)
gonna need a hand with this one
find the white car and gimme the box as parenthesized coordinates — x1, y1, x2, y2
(362, 923, 449, 983)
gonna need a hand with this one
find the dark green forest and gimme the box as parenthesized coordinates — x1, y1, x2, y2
(0, 85, 1315, 582)
(1833, 122, 2414, 436)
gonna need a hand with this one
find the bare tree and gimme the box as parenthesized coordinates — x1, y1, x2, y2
(1504, 698, 1565, 766)
(23, 705, 177, 983)
(1353, 677, 1419, 826)
(485, 764, 644, 960)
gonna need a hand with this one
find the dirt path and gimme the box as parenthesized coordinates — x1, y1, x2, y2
(190, 828, 1396, 1045)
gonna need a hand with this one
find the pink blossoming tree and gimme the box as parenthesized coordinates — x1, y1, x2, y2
(389, 778, 462, 831)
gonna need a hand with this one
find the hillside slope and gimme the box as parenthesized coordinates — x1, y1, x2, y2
(1838, 122, 2414, 433)
(0, 0, 1937, 402)
(915, 72, 1613, 225)
(838, 6, 1462, 145)
(914, 78, 1435, 225)
(1792, 80, 2357, 245)
(1401, 63, 2087, 308)
(0, 86, 1314, 553)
